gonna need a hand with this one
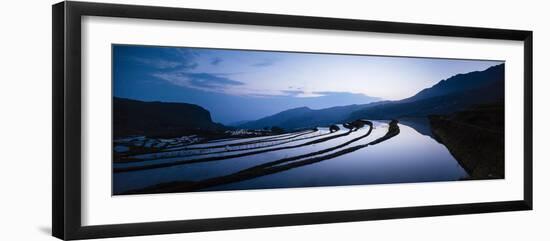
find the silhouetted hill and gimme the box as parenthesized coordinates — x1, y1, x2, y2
(402, 63, 504, 103)
(238, 106, 313, 130)
(238, 102, 387, 130)
(113, 97, 225, 137)
(348, 63, 504, 120)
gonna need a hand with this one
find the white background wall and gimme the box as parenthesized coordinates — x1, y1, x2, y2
(0, 0, 547, 240)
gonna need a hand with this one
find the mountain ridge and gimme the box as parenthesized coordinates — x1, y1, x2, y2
(349, 63, 504, 120)
(238, 63, 504, 130)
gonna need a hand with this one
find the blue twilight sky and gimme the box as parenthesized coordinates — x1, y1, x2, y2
(113, 45, 502, 125)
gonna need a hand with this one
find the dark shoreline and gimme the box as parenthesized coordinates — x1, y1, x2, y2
(428, 102, 504, 180)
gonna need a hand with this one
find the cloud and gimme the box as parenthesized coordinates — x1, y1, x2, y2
(174, 48, 201, 58)
(186, 73, 244, 88)
(281, 90, 381, 99)
(287, 86, 303, 90)
(280, 90, 325, 98)
(312, 91, 375, 97)
(134, 58, 183, 69)
(153, 72, 244, 93)
(210, 57, 223, 65)
(281, 90, 304, 96)
(312, 91, 348, 95)
(132, 47, 201, 70)
(251, 59, 276, 67)
(186, 62, 199, 69)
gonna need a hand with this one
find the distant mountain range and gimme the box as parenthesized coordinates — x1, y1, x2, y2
(238, 63, 504, 130)
(113, 97, 225, 137)
(237, 102, 387, 130)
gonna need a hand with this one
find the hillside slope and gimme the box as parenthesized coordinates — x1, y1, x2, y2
(113, 97, 225, 137)
(348, 63, 504, 120)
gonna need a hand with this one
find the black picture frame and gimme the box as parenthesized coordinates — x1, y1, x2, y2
(52, 1, 533, 240)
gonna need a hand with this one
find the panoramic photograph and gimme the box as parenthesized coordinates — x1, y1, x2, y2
(112, 44, 505, 195)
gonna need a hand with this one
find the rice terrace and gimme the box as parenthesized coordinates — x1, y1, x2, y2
(112, 45, 505, 195)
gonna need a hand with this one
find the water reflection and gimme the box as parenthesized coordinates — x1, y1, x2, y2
(113, 121, 468, 194)
(211, 121, 468, 191)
